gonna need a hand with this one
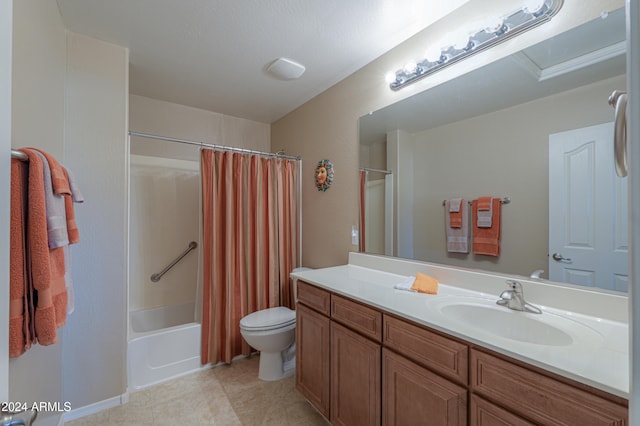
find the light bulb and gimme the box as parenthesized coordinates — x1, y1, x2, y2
(385, 71, 397, 84)
(523, 0, 545, 14)
(403, 61, 417, 74)
(425, 45, 442, 63)
(484, 16, 504, 33)
(452, 32, 471, 50)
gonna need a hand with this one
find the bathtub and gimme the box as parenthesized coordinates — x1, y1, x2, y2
(128, 301, 203, 391)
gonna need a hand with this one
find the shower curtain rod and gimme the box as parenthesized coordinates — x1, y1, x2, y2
(129, 130, 303, 268)
(129, 131, 301, 161)
(360, 167, 392, 174)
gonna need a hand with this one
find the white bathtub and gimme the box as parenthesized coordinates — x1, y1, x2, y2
(128, 302, 203, 391)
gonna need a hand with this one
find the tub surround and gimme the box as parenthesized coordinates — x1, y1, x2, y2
(127, 302, 202, 391)
(291, 252, 629, 399)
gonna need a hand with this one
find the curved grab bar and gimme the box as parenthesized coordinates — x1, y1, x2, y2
(151, 241, 198, 282)
(608, 90, 628, 177)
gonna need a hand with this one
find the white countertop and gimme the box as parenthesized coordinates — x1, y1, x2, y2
(291, 262, 629, 399)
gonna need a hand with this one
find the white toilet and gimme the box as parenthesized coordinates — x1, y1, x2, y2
(239, 267, 311, 381)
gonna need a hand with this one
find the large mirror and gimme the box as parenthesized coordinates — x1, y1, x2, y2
(359, 8, 627, 292)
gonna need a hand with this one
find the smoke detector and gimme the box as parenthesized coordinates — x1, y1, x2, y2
(266, 57, 306, 80)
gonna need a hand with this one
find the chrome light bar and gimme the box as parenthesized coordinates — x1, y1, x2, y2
(388, 0, 564, 90)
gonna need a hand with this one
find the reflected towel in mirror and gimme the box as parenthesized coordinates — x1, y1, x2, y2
(445, 200, 469, 253)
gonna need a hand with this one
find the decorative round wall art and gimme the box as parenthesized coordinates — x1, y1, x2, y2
(315, 159, 334, 192)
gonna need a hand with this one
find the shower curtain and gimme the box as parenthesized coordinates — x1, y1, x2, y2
(359, 170, 367, 252)
(200, 148, 299, 365)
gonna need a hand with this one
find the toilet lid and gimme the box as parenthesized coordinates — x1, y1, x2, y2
(240, 307, 296, 330)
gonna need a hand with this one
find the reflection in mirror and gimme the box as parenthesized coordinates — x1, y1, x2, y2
(358, 8, 627, 292)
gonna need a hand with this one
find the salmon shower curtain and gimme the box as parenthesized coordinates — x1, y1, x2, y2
(359, 170, 367, 252)
(200, 149, 299, 365)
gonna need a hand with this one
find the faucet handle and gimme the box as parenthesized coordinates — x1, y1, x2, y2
(505, 280, 521, 290)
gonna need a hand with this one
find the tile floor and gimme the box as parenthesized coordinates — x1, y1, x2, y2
(65, 355, 329, 425)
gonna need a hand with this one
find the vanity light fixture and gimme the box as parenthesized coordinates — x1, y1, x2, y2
(386, 0, 563, 90)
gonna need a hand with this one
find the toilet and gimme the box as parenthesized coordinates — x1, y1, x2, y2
(239, 267, 311, 381)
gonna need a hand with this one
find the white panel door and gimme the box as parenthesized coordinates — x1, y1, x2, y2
(548, 122, 628, 291)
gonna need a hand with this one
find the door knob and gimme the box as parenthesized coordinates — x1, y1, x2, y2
(552, 253, 572, 263)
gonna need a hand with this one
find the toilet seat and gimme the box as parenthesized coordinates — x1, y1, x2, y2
(240, 307, 295, 331)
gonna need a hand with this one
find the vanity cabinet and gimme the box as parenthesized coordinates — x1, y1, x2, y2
(331, 321, 380, 425)
(296, 280, 382, 424)
(469, 395, 535, 426)
(296, 283, 331, 418)
(330, 293, 382, 425)
(382, 348, 467, 425)
(295, 280, 628, 425)
(470, 349, 628, 425)
(382, 314, 468, 426)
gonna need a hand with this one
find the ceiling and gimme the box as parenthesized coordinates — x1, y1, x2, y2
(55, 0, 469, 124)
(359, 6, 626, 145)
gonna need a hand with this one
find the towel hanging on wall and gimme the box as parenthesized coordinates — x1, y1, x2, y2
(445, 199, 469, 253)
(9, 148, 83, 358)
(472, 197, 501, 256)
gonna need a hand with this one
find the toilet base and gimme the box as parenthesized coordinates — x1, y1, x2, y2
(258, 351, 296, 381)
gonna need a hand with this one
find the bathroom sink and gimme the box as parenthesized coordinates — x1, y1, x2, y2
(432, 298, 602, 347)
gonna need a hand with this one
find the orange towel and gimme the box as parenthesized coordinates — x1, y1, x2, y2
(20, 149, 68, 346)
(477, 196, 492, 211)
(28, 147, 71, 196)
(10, 159, 31, 357)
(472, 198, 501, 256)
(410, 273, 439, 294)
(62, 168, 80, 244)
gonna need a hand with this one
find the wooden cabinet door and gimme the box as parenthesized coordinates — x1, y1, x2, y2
(296, 303, 330, 419)
(331, 321, 381, 426)
(382, 348, 467, 426)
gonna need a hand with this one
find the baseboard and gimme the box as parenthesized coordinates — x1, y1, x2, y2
(62, 392, 128, 423)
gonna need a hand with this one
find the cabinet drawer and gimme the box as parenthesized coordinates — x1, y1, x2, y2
(383, 314, 468, 385)
(331, 294, 382, 342)
(470, 395, 535, 426)
(297, 280, 330, 316)
(471, 349, 628, 425)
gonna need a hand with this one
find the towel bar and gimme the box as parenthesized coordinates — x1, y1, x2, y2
(11, 149, 28, 161)
(442, 197, 511, 206)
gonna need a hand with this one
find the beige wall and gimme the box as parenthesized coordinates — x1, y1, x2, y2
(413, 74, 625, 277)
(272, 0, 624, 269)
(9, 1, 67, 424)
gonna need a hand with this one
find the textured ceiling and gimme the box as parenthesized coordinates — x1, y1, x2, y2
(56, 0, 469, 123)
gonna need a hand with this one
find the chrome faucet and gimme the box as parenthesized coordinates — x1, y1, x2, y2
(529, 269, 544, 279)
(496, 280, 542, 314)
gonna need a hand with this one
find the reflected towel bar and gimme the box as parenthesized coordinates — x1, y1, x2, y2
(151, 241, 198, 282)
(442, 197, 511, 206)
